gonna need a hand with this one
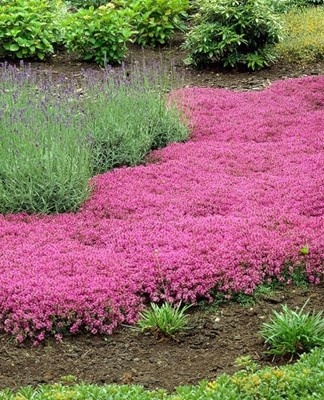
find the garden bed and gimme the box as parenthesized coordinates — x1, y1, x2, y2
(0, 284, 323, 391)
(1, 44, 324, 391)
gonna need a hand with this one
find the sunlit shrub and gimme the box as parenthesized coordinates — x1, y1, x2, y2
(275, 6, 324, 63)
(63, 4, 133, 65)
(183, 0, 283, 70)
(65, 0, 108, 8)
(0, 0, 61, 60)
(130, 0, 189, 47)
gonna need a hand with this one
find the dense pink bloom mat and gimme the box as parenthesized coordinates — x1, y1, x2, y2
(1, 75, 323, 342)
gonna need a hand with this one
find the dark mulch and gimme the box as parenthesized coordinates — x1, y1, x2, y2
(24, 39, 324, 91)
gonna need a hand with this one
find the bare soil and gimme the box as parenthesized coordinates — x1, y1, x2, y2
(24, 39, 324, 91)
(1, 41, 324, 392)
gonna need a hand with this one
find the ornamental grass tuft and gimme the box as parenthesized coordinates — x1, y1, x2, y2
(260, 300, 324, 357)
(135, 302, 192, 337)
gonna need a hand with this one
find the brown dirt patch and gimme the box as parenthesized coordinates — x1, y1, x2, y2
(23, 38, 324, 91)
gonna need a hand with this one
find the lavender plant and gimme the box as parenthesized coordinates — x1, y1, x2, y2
(0, 62, 189, 214)
(0, 65, 91, 214)
(82, 63, 188, 175)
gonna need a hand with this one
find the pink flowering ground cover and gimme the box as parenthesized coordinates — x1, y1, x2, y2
(1, 75, 324, 343)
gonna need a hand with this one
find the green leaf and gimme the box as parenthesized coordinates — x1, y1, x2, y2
(300, 245, 309, 255)
(9, 43, 19, 51)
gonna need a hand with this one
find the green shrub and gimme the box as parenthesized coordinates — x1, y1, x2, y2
(275, 6, 324, 63)
(269, 0, 309, 13)
(130, 0, 189, 47)
(305, 0, 324, 5)
(0, 0, 61, 60)
(63, 4, 133, 65)
(135, 302, 192, 337)
(260, 300, 324, 357)
(183, 0, 283, 70)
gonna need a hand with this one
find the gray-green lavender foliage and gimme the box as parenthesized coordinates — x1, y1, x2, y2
(0, 62, 189, 214)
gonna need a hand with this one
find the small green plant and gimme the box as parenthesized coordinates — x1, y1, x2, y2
(63, 4, 133, 65)
(59, 374, 78, 385)
(253, 283, 277, 298)
(183, 0, 283, 70)
(260, 299, 324, 357)
(130, 0, 189, 47)
(281, 263, 309, 288)
(135, 302, 192, 337)
(0, 0, 61, 60)
(235, 355, 259, 373)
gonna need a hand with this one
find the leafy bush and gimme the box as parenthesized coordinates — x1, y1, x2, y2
(135, 302, 192, 336)
(275, 6, 324, 63)
(63, 4, 133, 65)
(0, 0, 61, 60)
(183, 0, 283, 70)
(304, 0, 324, 5)
(130, 0, 189, 47)
(260, 300, 324, 357)
(269, 0, 311, 13)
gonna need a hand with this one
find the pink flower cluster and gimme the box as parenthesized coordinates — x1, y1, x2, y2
(1, 75, 324, 343)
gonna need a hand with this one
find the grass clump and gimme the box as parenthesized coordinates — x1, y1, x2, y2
(135, 302, 192, 337)
(0, 62, 189, 214)
(260, 299, 324, 357)
(1, 347, 324, 399)
(276, 6, 324, 63)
